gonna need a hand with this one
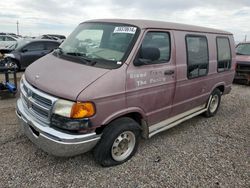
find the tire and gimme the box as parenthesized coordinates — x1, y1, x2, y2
(94, 117, 141, 167)
(10, 59, 21, 71)
(204, 88, 221, 117)
(246, 80, 250, 86)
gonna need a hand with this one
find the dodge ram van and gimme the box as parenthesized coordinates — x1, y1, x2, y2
(235, 42, 250, 85)
(16, 19, 235, 166)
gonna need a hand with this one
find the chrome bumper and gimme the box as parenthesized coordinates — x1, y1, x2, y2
(16, 99, 100, 157)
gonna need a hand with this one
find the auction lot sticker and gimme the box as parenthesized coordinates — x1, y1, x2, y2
(114, 27, 137, 34)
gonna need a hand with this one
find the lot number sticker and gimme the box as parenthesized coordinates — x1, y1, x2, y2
(114, 27, 137, 34)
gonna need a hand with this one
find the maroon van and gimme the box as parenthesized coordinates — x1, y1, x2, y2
(235, 42, 250, 85)
(16, 19, 235, 166)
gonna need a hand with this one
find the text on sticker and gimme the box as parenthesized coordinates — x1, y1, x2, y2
(114, 27, 137, 34)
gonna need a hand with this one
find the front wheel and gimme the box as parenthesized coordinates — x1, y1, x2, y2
(10, 59, 21, 71)
(204, 89, 221, 117)
(94, 117, 141, 167)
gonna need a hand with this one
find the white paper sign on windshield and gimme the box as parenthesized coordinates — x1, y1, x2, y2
(113, 27, 137, 34)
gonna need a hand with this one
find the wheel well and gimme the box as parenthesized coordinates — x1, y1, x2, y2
(9, 58, 21, 70)
(217, 85, 225, 94)
(95, 112, 144, 135)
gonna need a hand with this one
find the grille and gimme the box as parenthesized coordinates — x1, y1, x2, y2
(236, 62, 250, 72)
(20, 77, 58, 124)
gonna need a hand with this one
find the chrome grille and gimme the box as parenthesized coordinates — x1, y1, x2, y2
(236, 61, 250, 72)
(32, 93, 52, 107)
(20, 77, 58, 124)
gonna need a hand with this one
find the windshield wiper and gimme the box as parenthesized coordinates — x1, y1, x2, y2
(65, 52, 97, 65)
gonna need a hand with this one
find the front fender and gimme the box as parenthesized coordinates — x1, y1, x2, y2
(101, 107, 147, 126)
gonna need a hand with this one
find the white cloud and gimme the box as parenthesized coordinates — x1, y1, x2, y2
(0, 0, 249, 41)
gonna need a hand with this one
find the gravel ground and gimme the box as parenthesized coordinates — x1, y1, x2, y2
(0, 72, 249, 188)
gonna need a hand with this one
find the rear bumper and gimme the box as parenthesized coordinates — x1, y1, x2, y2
(16, 99, 100, 157)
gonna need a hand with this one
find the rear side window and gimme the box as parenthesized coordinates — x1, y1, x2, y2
(186, 35, 209, 79)
(46, 42, 59, 50)
(24, 42, 45, 51)
(216, 37, 231, 72)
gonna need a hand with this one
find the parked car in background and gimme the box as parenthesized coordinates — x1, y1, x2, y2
(37, 34, 66, 42)
(0, 32, 22, 38)
(5, 39, 60, 70)
(0, 34, 19, 48)
(235, 42, 250, 85)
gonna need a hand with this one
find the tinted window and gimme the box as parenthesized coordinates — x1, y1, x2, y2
(25, 42, 45, 51)
(46, 42, 59, 50)
(216, 37, 231, 72)
(139, 32, 170, 64)
(186, 35, 209, 79)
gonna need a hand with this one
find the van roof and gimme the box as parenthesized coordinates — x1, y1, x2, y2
(84, 19, 232, 35)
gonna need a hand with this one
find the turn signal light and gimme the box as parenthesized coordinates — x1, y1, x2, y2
(71, 102, 95, 119)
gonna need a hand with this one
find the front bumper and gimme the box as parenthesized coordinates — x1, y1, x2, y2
(16, 99, 101, 157)
(234, 72, 250, 82)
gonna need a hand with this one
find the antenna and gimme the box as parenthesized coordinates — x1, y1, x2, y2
(16, 20, 19, 35)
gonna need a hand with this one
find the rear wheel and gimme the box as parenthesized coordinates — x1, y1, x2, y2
(204, 89, 221, 117)
(94, 117, 141, 167)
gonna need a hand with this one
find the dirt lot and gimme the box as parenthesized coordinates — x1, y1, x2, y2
(0, 72, 249, 188)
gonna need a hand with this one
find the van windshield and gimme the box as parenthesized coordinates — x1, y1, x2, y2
(57, 22, 139, 69)
(236, 43, 250, 55)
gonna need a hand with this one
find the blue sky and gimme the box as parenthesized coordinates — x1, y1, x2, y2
(0, 0, 250, 41)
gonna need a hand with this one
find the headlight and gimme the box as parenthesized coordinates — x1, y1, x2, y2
(4, 53, 15, 58)
(53, 99, 95, 119)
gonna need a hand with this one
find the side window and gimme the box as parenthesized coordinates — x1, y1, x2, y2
(46, 42, 59, 50)
(6, 36, 16, 41)
(186, 35, 209, 79)
(138, 32, 171, 65)
(216, 37, 231, 72)
(24, 42, 45, 51)
(0, 36, 4, 41)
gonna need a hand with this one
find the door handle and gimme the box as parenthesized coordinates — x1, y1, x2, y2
(164, 70, 175, 75)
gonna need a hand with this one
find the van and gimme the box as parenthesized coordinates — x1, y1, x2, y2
(16, 19, 235, 166)
(235, 42, 250, 85)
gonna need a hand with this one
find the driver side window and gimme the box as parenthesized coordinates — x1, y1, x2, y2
(24, 42, 45, 51)
(138, 31, 171, 65)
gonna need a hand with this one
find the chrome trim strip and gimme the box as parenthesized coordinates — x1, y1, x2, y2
(149, 104, 207, 138)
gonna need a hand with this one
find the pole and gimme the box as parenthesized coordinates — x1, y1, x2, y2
(16, 20, 19, 35)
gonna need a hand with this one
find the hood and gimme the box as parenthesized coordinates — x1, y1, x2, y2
(236, 55, 250, 63)
(25, 53, 110, 101)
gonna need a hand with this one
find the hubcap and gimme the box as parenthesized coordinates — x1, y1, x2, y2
(111, 131, 136, 162)
(209, 95, 219, 113)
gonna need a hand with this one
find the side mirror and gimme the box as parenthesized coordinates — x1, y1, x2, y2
(134, 47, 160, 66)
